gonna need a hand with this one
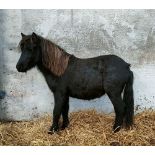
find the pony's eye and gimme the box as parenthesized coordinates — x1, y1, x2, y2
(20, 43, 24, 49)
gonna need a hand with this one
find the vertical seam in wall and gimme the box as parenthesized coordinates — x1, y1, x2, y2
(71, 9, 73, 27)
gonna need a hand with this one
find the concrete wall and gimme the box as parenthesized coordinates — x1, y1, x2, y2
(0, 9, 155, 121)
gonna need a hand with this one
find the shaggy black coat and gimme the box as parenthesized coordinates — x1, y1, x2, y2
(16, 32, 134, 133)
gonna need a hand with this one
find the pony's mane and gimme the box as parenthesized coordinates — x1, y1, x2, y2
(39, 36, 71, 76)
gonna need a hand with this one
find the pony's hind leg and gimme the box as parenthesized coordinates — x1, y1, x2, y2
(61, 97, 69, 130)
(107, 92, 125, 132)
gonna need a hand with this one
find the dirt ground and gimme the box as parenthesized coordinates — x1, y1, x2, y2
(0, 110, 155, 146)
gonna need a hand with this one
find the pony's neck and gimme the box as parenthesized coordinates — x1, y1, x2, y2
(38, 36, 71, 76)
(37, 61, 58, 79)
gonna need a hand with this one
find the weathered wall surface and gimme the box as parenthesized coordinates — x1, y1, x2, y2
(0, 10, 155, 120)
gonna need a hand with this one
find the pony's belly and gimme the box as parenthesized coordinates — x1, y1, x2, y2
(69, 82, 105, 100)
(70, 88, 105, 100)
(70, 91, 105, 100)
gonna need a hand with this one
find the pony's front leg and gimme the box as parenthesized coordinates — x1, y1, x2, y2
(61, 97, 69, 130)
(48, 92, 66, 134)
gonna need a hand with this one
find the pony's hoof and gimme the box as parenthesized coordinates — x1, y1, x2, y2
(61, 125, 68, 130)
(61, 122, 69, 130)
(48, 130, 55, 134)
(48, 129, 58, 134)
(125, 124, 133, 130)
(48, 126, 59, 134)
(113, 125, 121, 133)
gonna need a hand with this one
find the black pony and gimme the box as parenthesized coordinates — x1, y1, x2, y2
(16, 32, 134, 133)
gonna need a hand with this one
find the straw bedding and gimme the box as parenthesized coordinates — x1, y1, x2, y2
(0, 110, 155, 146)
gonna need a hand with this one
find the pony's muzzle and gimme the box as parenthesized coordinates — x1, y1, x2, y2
(16, 63, 25, 72)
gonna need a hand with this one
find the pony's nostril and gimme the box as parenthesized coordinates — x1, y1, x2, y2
(16, 63, 23, 71)
(16, 64, 19, 70)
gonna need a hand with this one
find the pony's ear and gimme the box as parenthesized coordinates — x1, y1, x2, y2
(21, 33, 26, 38)
(32, 32, 38, 41)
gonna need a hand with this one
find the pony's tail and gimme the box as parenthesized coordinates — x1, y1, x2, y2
(123, 71, 134, 128)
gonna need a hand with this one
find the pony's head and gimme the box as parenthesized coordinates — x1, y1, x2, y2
(16, 32, 41, 72)
(16, 32, 70, 76)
